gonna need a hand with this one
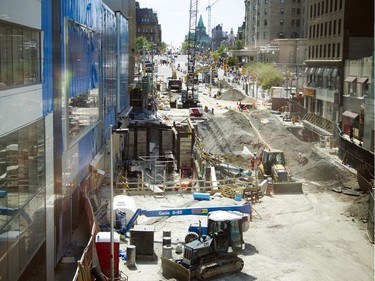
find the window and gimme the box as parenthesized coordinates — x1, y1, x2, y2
(333, 20, 336, 35)
(338, 19, 341, 34)
(296, 19, 300, 27)
(263, 32, 267, 39)
(280, 8, 285, 14)
(314, 4, 317, 17)
(264, 8, 268, 14)
(0, 119, 46, 276)
(67, 20, 100, 141)
(292, 8, 296, 15)
(291, 19, 295, 27)
(329, 21, 332, 35)
(264, 19, 268, 26)
(297, 8, 300, 14)
(280, 19, 284, 25)
(0, 22, 41, 89)
(337, 43, 340, 58)
(324, 22, 328, 36)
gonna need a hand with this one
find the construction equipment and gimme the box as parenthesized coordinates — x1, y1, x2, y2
(257, 149, 303, 194)
(206, 0, 221, 37)
(181, 0, 201, 109)
(168, 68, 182, 92)
(168, 79, 182, 92)
(114, 200, 251, 237)
(161, 209, 246, 281)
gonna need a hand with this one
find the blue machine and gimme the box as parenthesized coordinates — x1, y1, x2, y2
(118, 203, 251, 236)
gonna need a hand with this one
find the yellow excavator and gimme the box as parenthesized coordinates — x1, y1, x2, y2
(257, 149, 303, 194)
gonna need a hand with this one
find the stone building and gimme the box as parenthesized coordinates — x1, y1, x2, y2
(135, 1, 162, 51)
(244, 0, 308, 48)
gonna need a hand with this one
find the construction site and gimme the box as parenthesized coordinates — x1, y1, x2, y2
(71, 0, 374, 279)
(80, 77, 375, 281)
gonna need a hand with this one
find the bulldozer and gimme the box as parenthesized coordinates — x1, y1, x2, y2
(161, 210, 247, 281)
(257, 149, 303, 194)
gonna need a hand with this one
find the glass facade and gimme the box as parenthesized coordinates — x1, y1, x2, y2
(0, 21, 41, 89)
(0, 119, 46, 280)
(67, 21, 100, 141)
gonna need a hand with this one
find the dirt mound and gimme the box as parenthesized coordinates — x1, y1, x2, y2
(197, 109, 359, 189)
(216, 88, 246, 101)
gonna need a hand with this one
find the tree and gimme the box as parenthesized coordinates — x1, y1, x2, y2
(250, 63, 283, 90)
(135, 36, 151, 55)
(160, 42, 167, 54)
(227, 56, 239, 67)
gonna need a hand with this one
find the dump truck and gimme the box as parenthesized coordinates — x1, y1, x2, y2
(257, 149, 303, 194)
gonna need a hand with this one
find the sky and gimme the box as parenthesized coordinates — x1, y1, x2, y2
(136, 0, 245, 48)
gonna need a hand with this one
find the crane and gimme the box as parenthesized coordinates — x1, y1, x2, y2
(206, 0, 221, 38)
(180, 0, 201, 108)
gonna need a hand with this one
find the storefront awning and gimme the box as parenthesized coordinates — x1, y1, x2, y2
(331, 68, 338, 77)
(316, 68, 324, 76)
(308, 67, 316, 75)
(342, 111, 359, 119)
(357, 77, 368, 84)
(344, 76, 357, 83)
(322, 68, 333, 77)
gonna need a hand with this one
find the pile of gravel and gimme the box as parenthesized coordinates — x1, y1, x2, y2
(216, 88, 246, 101)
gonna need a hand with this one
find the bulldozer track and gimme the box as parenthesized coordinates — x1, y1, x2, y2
(196, 255, 244, 280)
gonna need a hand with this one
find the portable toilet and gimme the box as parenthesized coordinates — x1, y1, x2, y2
(95, 232, 120, 278)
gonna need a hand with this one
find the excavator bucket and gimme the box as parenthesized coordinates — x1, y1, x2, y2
(161, 256, 191, 281)
(272, 182, 303, 194)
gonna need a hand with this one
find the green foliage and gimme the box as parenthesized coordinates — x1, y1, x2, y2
(135, 36, 151, 55)
(227, 39, 245, 51)
(160, 42, 167, 54)
(247, 63, 283, 90)
(181, 40, 195, 54)
(227, 56, 239, 67)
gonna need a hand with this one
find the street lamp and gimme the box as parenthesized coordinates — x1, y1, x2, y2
(110, 125, 128, 281)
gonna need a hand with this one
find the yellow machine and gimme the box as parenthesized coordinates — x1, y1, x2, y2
(258, 149, 303, 194)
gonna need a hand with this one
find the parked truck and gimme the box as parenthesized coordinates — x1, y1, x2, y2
(168, 79, 183, 92)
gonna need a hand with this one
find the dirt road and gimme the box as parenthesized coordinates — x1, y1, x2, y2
(119, 83, 374, 281)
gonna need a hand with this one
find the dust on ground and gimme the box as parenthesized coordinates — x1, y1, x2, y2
(195, 103, 369, 221)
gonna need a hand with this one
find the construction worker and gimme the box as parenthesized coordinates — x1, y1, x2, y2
(250, 153, 257, 171)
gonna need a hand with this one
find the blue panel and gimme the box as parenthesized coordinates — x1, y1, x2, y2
(78, 130, 94, 181)
(62, 0, 102, 31)
(42, 0, 53, 115)
(140, 204, 252, 217)
(102, 4, 117, 140)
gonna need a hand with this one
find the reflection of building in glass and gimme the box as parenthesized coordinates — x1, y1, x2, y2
(0, 120, 46, 280)
(0, 0, 131, 280)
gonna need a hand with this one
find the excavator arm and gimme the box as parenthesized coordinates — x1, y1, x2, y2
(121, 204, 251, 235)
